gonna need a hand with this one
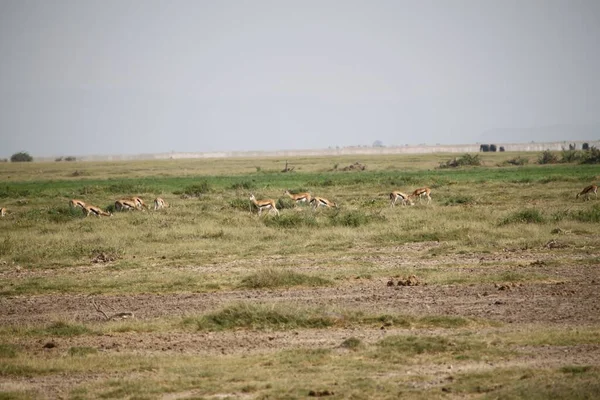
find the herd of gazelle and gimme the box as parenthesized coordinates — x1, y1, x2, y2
(65, 196, 169, 218)
(0, 184, 597, 218)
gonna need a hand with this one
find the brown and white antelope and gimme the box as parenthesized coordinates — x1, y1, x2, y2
(84, 205, 112, 217)
(129, 196, 148, 210)
(409, 187, 432, 205)
(576, 184, 598, 201)
(154, 197, 169, 210)
(389, 191, 414, 207)
(284, 189, 311, 206)
(69, 199, 87, 209)
(250, 194, 279, 216)
(115, 199, 139, 211)
(310, 196, 337, 209)
(0, 207, 6, 217)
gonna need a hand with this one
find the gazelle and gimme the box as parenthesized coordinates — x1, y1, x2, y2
(389, 191, 414, 207)
(310, 196, 337, 209)
(130, 197, 148, 210)
(115, 199, 138, 211)
(284, 189, 311, 206)
(154, 197, 169, 210)
(249, 194, 279, 216)
(576, 184, 598, 200)
(69, 199, 87, 209)
(84, 205, 112, 217)
(409, 187, 432, 205)
(0, 207, 6, 217)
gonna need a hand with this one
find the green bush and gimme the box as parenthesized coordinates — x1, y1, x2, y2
(439, 154, 481, 169)
(580, 146, 600, 164)
(538, 150, 559, 164)
(229, 198, 252, 211)
(10, 152, 33, 162)
(560, 150, 583, 163)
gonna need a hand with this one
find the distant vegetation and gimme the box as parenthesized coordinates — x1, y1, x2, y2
(439, 154, 481, 168)
(10, 151, 33, 162)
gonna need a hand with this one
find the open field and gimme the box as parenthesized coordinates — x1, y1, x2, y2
(1, 152, 599, 399)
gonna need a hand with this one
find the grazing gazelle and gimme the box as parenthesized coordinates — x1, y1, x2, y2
(310, 196, 337, 209)
(389, 191, 414, 207)
(69, 199, 87, 209)
(154, 197, 169, 210)
(249, 194, 279, 216)
(576, 184, 598, 201)
(130, 196, 148, 210)
(284, 189, 312, 206)
(115, 199, 138, 211)
(409, 187, 432, 205)
(84, 205, 112, 217)
(0, 207, 6, 217)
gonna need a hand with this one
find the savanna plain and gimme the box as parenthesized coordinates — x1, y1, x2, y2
(0, 152, 599, 399)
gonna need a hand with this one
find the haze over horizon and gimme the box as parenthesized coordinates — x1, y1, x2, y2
(1, 0, 599, 158)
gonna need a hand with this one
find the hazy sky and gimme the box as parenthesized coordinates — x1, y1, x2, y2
(1, 0, 599, 157)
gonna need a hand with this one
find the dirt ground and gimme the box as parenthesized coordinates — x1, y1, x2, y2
(1, 247, 600, 398)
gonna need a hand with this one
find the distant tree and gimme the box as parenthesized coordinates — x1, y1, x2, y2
(582, 142, 590, 151)
(11, 151, 33, 162)
(499, 146, 505, 152)
(65, 156, 77, 162)
(55, 156, 63, 162)
(0, 158, 7, 163)
(489, 144, 497, 152)
(480, 144, 490, 152)
(372, 140, 385, 148)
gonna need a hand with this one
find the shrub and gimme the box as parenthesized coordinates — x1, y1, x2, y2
(489, 144, 497, 152)
(580, 146, 600, 164)
(537, 150, 559, 164)
(569, 205, 600, 223)
(439, 154, 481, 168)
(65, 156, 77, 162)
(500, 209, 545, 225)
(55, 156, 64, 162)
(499, 146, 505, 152)
(560, 150, 583, 163)
(10, 152, 33, 162)
(480, 144, 490, 152)
(582, 142, 590, 151)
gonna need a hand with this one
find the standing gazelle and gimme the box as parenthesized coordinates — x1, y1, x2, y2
(390, 191, 414, 207)
(250, 194, 279, 216)
(284, 189, 311, 206)
(576, 184, 598, 201)
(409, 187, 432, 205)
(154, 197, 169, 210)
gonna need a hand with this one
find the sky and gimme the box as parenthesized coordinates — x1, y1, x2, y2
(1, 0, 599, 157)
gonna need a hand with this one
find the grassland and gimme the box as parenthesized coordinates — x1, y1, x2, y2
(1, 151, 599, 399)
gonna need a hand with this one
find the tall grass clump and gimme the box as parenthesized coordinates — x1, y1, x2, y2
(178, 181, 211, 197)
(229, 197, 252, 211)
(182, 303, 335, 331)
(500, 209, 545, 225)
(229, 180, 256, 190)
(239, 268, 332, 289)
(503, 156, 529, 166)
(262, 213, 318, 228)
(329, 210, 385, 227)
(443, 195, 475, 206)
(569, 205, 600, 223)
